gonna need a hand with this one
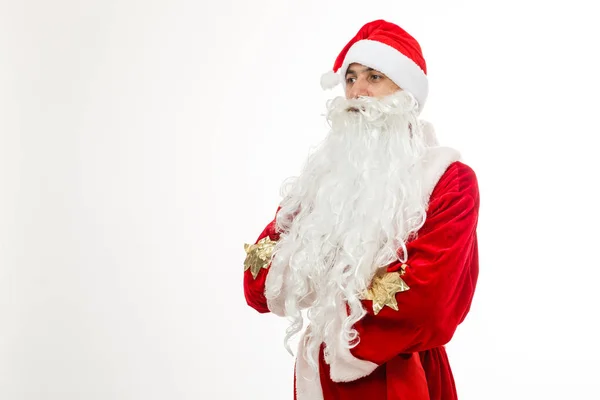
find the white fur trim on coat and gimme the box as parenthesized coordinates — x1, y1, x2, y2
(327, 304, 379, 382)
(295, 326, 324, 400)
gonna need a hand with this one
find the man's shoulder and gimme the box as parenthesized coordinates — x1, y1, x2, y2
(432, 161, 479, 200)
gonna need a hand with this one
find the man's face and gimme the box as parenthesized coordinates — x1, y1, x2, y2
(344, 62, 402, 99)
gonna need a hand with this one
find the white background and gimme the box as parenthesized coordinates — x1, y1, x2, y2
(1, 0, 600, 399)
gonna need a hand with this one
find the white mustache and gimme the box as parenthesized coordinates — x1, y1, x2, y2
(325, 91, 420, 127)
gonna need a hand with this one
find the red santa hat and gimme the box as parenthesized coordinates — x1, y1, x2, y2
(321, 19, 429, 109)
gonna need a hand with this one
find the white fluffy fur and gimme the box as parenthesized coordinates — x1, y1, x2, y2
(294, 326, 324, 400)
(320, 70, 341, 90)
(265, 91, 461, 387)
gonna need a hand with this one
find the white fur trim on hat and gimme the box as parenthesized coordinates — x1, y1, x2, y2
(340, 39, 429, 109)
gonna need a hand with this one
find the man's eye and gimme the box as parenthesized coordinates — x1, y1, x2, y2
(371, 74, 382, 81)
(346, 77, 356, 84)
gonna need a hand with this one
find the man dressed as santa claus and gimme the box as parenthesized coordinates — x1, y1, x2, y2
(243, 19, 480, 400)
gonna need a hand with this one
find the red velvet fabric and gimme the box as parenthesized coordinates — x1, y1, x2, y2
(331, 19, 427, 75)
(293, 346, 457, 400)
(244, 161, 480, 399)
(243, 215, 280, 314)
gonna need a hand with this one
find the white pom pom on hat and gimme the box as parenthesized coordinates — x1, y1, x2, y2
(320, 19, 429, 110)
(320, 70, 342, 90)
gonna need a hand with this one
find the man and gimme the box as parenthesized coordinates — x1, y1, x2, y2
(243, 19, 480, 400)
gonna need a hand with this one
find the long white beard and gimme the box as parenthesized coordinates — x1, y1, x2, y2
(269, 90, 432, 371)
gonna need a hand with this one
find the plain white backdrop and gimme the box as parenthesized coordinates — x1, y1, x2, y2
(1, 0, 600, 399)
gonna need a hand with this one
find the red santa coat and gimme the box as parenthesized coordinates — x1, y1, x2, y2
(244, 154, 480, 400)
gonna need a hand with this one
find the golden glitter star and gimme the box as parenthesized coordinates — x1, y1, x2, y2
(243, 236, 277, 279)
(360, 268, 410, 315)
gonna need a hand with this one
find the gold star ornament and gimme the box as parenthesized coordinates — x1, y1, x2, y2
(243, 236, 277, 279)
(359, 265, 410, 315)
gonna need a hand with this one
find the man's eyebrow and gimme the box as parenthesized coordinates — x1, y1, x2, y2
(345, 67, 374, 77)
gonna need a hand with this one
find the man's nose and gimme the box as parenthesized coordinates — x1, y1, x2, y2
(349, 78, 369, 98)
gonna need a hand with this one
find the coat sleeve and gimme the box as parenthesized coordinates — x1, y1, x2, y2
(350, 162, 480, 366)
(243, 206, 281, 314)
